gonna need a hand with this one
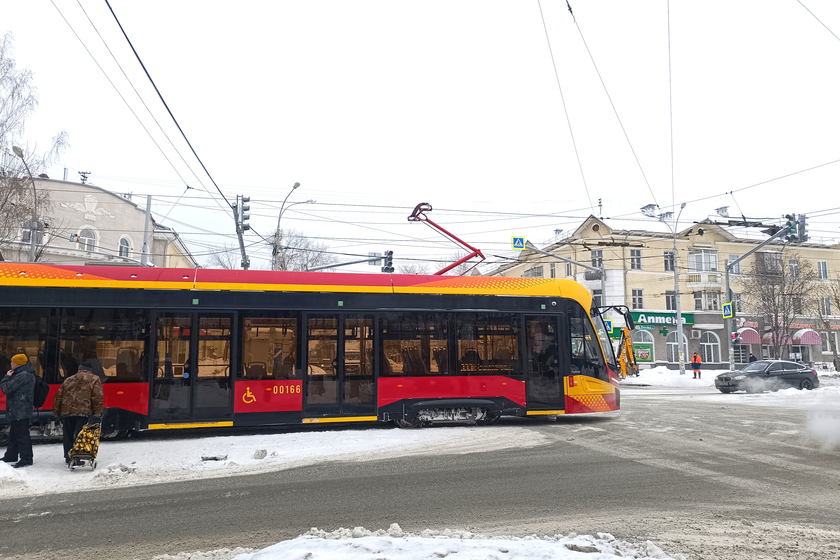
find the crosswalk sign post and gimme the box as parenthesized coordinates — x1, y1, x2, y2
(511, 236, 526, 250)
(722, 302, 733, 319)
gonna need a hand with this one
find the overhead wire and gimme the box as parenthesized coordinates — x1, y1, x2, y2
(73, 0, 213, 197)
(103, 0, 233, 215)
(537, 0, 595, 214)
(566, 0, 660, 209)
(796, 0, 840, 43)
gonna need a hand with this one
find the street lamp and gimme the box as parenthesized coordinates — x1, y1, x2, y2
(642, 202, 688, 375)
(273, 182, 315, 270)
(12, 146, 39, 262)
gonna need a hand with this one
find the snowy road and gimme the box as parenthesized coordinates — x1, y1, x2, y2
(1, 369, 839, 560)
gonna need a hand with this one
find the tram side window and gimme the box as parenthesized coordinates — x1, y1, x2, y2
(240, 317, 299, 380)
(456, 313, 522, 378)
(568, 307, 608, 382)
(59, 308, 150, 383)
(380, 312, 448, 376)
(0, 308, 54, 382)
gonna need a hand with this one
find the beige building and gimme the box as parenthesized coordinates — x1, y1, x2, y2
(491, 216, 840, 370)
(1, 178, 196, 268)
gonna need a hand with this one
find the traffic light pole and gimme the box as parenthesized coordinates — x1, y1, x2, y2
(725, 226, 789, 370)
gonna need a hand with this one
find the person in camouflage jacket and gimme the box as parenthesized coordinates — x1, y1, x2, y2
(1, 354, 36, 468)
(53, 360, 104, 464)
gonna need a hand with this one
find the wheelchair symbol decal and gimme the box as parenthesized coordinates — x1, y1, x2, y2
(242, 387, 256, 404)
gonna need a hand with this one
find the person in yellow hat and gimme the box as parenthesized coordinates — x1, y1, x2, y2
(1, 354, 36, 468)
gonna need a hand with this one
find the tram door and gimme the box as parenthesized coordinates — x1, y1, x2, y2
(525, 315, 564, 409)
(305, 314, 376, 417)
(150, 314, 234, 422)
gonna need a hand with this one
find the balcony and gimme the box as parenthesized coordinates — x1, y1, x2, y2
(685, 271, 721, 287)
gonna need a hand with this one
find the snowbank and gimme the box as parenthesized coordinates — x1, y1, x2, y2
(148, 525, 684, 560)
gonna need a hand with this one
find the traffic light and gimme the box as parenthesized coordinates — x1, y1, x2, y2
(238, 195, 251, 231)
(797, 213, 809, 243)
(381, 250, 394, 273)
(731, 332, 741, 344)
(784, 214, 797, 242)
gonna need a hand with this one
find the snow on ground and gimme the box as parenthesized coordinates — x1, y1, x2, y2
(0, 424, 550, 498)
(148, 525, 685, 560)
(622, 365, 840, 450)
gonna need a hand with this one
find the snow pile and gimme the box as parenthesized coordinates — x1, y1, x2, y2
(621, 365, 716, 387)
(226, 524, 685, 560)
(0, 425, 548, 498)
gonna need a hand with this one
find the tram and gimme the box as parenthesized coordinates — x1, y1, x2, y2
(0, 263, 624, 436)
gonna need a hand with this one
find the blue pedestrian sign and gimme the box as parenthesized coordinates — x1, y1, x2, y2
(603, 320, 613, 333)
(512, 236, 526, 250)
(722, 302, 734, 319)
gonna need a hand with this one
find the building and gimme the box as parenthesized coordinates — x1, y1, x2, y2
(491, 216, 840, 370)
(0, 178, 197, 268)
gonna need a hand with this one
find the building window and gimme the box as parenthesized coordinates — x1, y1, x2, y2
(21, 221, 44, 244)
(756, 252, 782, 274)
(821, 297, 832, 316)
(666, 331, 688, 363)
(688, 249, 718, 272)
(630, 249, 642, 270)
(632, 289, 644, 310)
(694, 291, 720, 311)
(665, 290, 676, 311)
(789, 259, 800, 279)
(729, 255, 740, 275)
(818, 261, 828, 280)
(822, 331, 838, 354)
(733, 343, 749, 365)
(78, 228, 97, 252)
(119, 237, 132, 258)
(664, 251, 675, 272)
(566, 262, 573, 277)
(700, 332, 720, 363)
(733, 293, 743, 313)
(550, 263, 555, 278)
(592, 289, 603, 307)
(591, 250, 603, 268)
(523, 265, 543, 278)
(792, 297, 804, 315)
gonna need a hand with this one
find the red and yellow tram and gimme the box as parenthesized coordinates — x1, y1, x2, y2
(0, 264, 621, 436)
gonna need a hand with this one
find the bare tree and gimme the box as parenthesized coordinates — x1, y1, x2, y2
(204, 244, 240, 269)
(272, 228, 338, 271)
(739, 251, 816, 360)
(397, 263, 431, 275)
(815, 277, 840, 370)
(1, 32, 69, 259)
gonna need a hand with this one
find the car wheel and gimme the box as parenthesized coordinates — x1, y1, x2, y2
(718, 388, 736, 394)
(799, 379, 814, 390)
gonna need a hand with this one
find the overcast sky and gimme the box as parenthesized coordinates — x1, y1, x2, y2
(3, 1, 840, 271)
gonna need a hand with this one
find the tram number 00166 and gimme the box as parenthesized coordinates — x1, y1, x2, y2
(272, 384, 301, 395)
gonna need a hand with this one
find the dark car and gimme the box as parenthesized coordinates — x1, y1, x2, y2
(715, 360, 820, 393)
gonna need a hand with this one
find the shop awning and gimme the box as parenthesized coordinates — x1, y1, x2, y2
(762, 331, 792, 345)
(736, 327, 761, 344)
(792, 328, 821, 345)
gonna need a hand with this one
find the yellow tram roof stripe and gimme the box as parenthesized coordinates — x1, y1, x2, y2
(526, 410, 566, 416)
(147, 421, 234, 430)
(302, 416, 378, 424)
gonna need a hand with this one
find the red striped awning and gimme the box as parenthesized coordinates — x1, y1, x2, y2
(736, 327, 761, 344)
(762, 331, 792, 345)
(792, 328, 821, 345)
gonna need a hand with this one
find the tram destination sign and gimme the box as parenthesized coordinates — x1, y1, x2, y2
(631, 312, 694, 327)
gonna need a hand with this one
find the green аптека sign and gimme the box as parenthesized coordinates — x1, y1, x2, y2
(631, 312, 694, 327)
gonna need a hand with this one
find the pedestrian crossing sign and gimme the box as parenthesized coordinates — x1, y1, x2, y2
(512, 236, 526, 250)
(722, 302, 733, 319)
(604, 320, 612, 333)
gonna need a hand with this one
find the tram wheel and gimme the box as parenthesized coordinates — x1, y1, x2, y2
(476, 412, 500, 426)
(393, 417, 423, 429)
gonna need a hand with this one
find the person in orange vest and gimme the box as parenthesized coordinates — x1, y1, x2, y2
(691, 352, 702, 379)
